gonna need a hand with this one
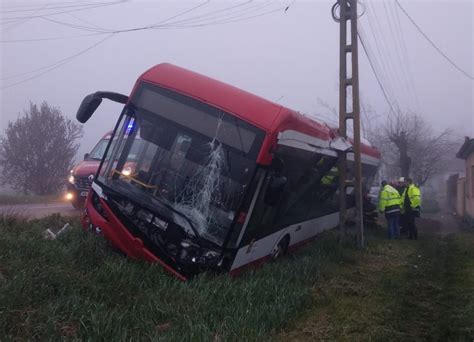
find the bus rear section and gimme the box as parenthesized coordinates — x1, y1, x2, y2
(77, 63, 380, 279)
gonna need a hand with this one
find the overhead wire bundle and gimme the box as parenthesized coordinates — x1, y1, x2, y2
(0, 0, 295, 89)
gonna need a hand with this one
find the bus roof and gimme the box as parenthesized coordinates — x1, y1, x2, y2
(138, 63, 380, 159)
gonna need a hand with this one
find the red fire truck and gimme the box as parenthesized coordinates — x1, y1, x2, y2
(76, 63, 380, 280)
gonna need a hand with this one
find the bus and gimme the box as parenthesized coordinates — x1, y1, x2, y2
(76, 63, 380, 280)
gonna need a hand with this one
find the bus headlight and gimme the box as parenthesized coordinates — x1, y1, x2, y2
(65, 192, 74, 200)
(122, 167, 132, 176)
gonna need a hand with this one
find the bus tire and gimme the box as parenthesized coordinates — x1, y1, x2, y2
(271, 235, 290, 260)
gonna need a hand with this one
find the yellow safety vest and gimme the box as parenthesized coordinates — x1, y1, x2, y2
(402, 184, 421, 210)
(378, 184, 402, 214)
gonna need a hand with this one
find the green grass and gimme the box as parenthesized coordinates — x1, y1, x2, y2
(0, 193, 64, 205)
(279, 225, 474, 341)
(1, 214, 473, 341)
(0, 214, 353, 341)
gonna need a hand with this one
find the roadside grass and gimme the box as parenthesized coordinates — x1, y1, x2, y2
(0, 214, 356, 341)
(2, 214, 472, 340)
(0, 193, 65, 206)
(278, 224, 474, 341)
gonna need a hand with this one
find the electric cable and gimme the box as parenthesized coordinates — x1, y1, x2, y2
(362, 2, 397, 101)
(1, 1, 291, 43)
(0, 2, 121, 14)
(358, 31, 397, 114)
(1, 1, 292, 88)
(1, 33, 115, 89)
(367, 0, 405, 101)
(0, 1, 127, 20)
(164, 3, 287, 28)
(395, 0, 473, 80)
(2, 3, 49, 32)
(163, 2, 273, 28)
(382, 1, 415, 108)
(390, 0, 421, 111)
(359, 23, 396, 107)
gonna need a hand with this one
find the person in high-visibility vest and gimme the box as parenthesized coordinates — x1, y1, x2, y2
(402, 178, 421, 239)
(378, 180, 402, 239)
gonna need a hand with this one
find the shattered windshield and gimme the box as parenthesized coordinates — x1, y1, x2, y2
(97, 83, 265, 246)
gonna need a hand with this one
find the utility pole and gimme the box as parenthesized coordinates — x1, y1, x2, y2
(332, 0, 364, 248)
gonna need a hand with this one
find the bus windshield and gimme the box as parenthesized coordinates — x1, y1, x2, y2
(97, 83, 265, 246)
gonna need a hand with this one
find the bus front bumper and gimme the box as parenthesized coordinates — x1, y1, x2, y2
(82, 194, 187, 281)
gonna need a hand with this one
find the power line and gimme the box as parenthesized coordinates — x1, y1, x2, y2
(2, 3, 49, 32)
(0, 32, 103, 42)
(367, 1, 405, 102)
(1, 1, 290, 43)
(390, 1, 421, 112)
(0, 1, 216, 41)
(0, 1, 127, 19)
(382, 1, 417, 110)
(395, 0, 473, 80)
(0, 2, 120, 14)
(358, 24, 394, 105)
(363, 2, 397, 104)
(67, 11, 109, 31)
(1, 1, 292, 88)
(1, 33, 115, 89)
(0, 0, 88, 9)
(358, 31, 396, 114)
(166, 3, 286, 28)
(160, 1, 273, 27)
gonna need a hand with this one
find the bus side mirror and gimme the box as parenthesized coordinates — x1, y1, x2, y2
(264, 175, 287, 206)
(76, 93, 102, 123)
(84, 153, 90, 160)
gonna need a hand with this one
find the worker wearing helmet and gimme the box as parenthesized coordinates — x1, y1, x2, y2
(402, 178, 421, 239)
(378, 180, 402, 239)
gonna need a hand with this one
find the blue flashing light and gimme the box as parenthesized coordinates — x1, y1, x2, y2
(125, 120, 135, 134)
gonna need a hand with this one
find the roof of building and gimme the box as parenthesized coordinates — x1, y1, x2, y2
(456, 136, 474, 160)
(138, 63, 380, 158)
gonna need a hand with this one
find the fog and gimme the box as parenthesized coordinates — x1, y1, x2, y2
(1, 0, 473, 162)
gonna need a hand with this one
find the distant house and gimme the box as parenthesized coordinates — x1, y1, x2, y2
(455, 137, 474, 220)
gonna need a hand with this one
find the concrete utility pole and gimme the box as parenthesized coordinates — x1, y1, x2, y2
(332, 0, 364, 248)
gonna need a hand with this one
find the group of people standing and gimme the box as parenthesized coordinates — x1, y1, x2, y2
(378, 177, 421, 239)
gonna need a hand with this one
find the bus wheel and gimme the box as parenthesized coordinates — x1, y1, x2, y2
(271, 235, 290, 260)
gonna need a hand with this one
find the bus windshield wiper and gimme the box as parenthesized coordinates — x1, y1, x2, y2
(108, 176, 203, 245)
(152, 194, 203, 245)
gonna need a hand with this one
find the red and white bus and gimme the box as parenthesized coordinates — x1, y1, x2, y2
(76, 63, 380, 280)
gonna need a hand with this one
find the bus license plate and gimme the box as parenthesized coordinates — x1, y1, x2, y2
(80, 191, 88, 197)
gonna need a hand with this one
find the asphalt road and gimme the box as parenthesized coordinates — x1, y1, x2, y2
(0, 202, 80, 219)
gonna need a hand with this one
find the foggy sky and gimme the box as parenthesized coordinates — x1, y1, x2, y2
(1, 0, 473, 162)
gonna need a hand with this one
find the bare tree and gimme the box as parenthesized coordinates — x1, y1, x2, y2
(0, 102, 83, 195)
(373, 109, 456, 185)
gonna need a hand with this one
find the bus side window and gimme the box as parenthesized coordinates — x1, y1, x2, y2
(241, 147, 318, 244)
(278, 154, 339, 225)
